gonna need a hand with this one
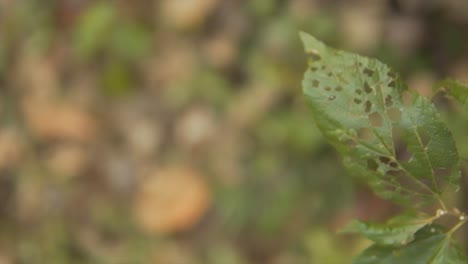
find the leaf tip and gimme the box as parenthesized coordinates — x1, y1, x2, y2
(298, 31, 310, 42)
(298, 31, 326, 57)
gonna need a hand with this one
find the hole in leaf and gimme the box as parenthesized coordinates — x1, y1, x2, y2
(365, 101, 372, 113)
(379, 156, 399, 168)
(357, 127, 373, 140)
(321, 65, 326, 70)
(312, 80, 320, 88)
(369, 112, 382, 127)
(367, 159, 378, 171)
(328, 95, 336, 101)
(325, 86, 331, 91)
(395, 142, 412, 162)
(379, 156, 391, 164)
(387, 71, 396, 79)
(387, 108, 401, 122)
(356, 89, 363, 95)
(385, 169, 405, 179)
(363, 68, 374, 77)
(354, 98, 362, 104)
(388, 80, 396, 88)
(310, 66, 318, 72)
(335, 86, 343, 92)
(364, 82, 372, 93)
(385, 95, 393, 107)
(416, 126, 431, 147)
(327, 72, 333, 77)
(358, 62, 363, 67)
(392, 126, 412, 162)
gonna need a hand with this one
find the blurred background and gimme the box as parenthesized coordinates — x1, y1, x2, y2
(1, 0, 468, 263)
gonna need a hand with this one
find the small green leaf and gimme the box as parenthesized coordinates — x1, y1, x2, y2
(434, 79, 468, 107)
(110, 22, 152, 61)
(341, 213, 431, 246)
(300, 32, 460, 207)
(353, 225, 468, 264)
(73, 2, 116, 58)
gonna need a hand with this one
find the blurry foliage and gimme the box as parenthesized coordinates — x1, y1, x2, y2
(1, 0, 468, 263)
(73, 2, 151, 62)
(0, 42, 6, 75)
(72, 1, 152, 97)
(301, 28, 468, 262)
(305, 228, 369, 264)
(73, 2, 117, 59)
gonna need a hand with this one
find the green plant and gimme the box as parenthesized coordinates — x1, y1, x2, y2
(300, 32, 468, 263)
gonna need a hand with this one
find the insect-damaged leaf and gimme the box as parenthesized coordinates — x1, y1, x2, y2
(340, 213, 431, 246)
(352, 225, 468, 264)
(300, 32, 460, 207)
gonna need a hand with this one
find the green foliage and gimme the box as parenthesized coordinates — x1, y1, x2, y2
(434, 79, 468, 107)
(73, 2, 152, 98)
(306, 228, 358, 264)
(109, 22, 152, 61)
(300, 32, 460, 208)
(74, 2, 151, 61)
(435, 79, 468, 160)
(74, 2, 116, 58)
(341, 212, 432, 246)
(354, 225, 467, 264)
(300, 32, 468, 263)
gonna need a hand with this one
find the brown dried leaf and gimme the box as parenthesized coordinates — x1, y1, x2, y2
(22, 99, 97, 142)
(133, 166, 211, 234)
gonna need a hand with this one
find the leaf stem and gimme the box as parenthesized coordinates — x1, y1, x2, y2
(433, 207, 468, 236)
(436, 196, 448, 212)
(447, 217, 467, 236)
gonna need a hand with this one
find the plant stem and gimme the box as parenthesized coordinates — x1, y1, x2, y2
(447, 218, 467, 236)
(436, 196, 448, 212)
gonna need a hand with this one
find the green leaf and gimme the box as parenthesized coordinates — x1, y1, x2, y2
(300, 32, 460, 207)
(341, 213, 431, 246)
(434, 79, 468, 107)
(353, 225, 468, 264)
(110, 22, 152, 61)
(73, 2, 116, 58)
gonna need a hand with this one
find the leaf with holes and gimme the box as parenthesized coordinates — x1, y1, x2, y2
(300, 32, 460, 208)
(340, 212, 432, 246)
(353, 225, 468, 264)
